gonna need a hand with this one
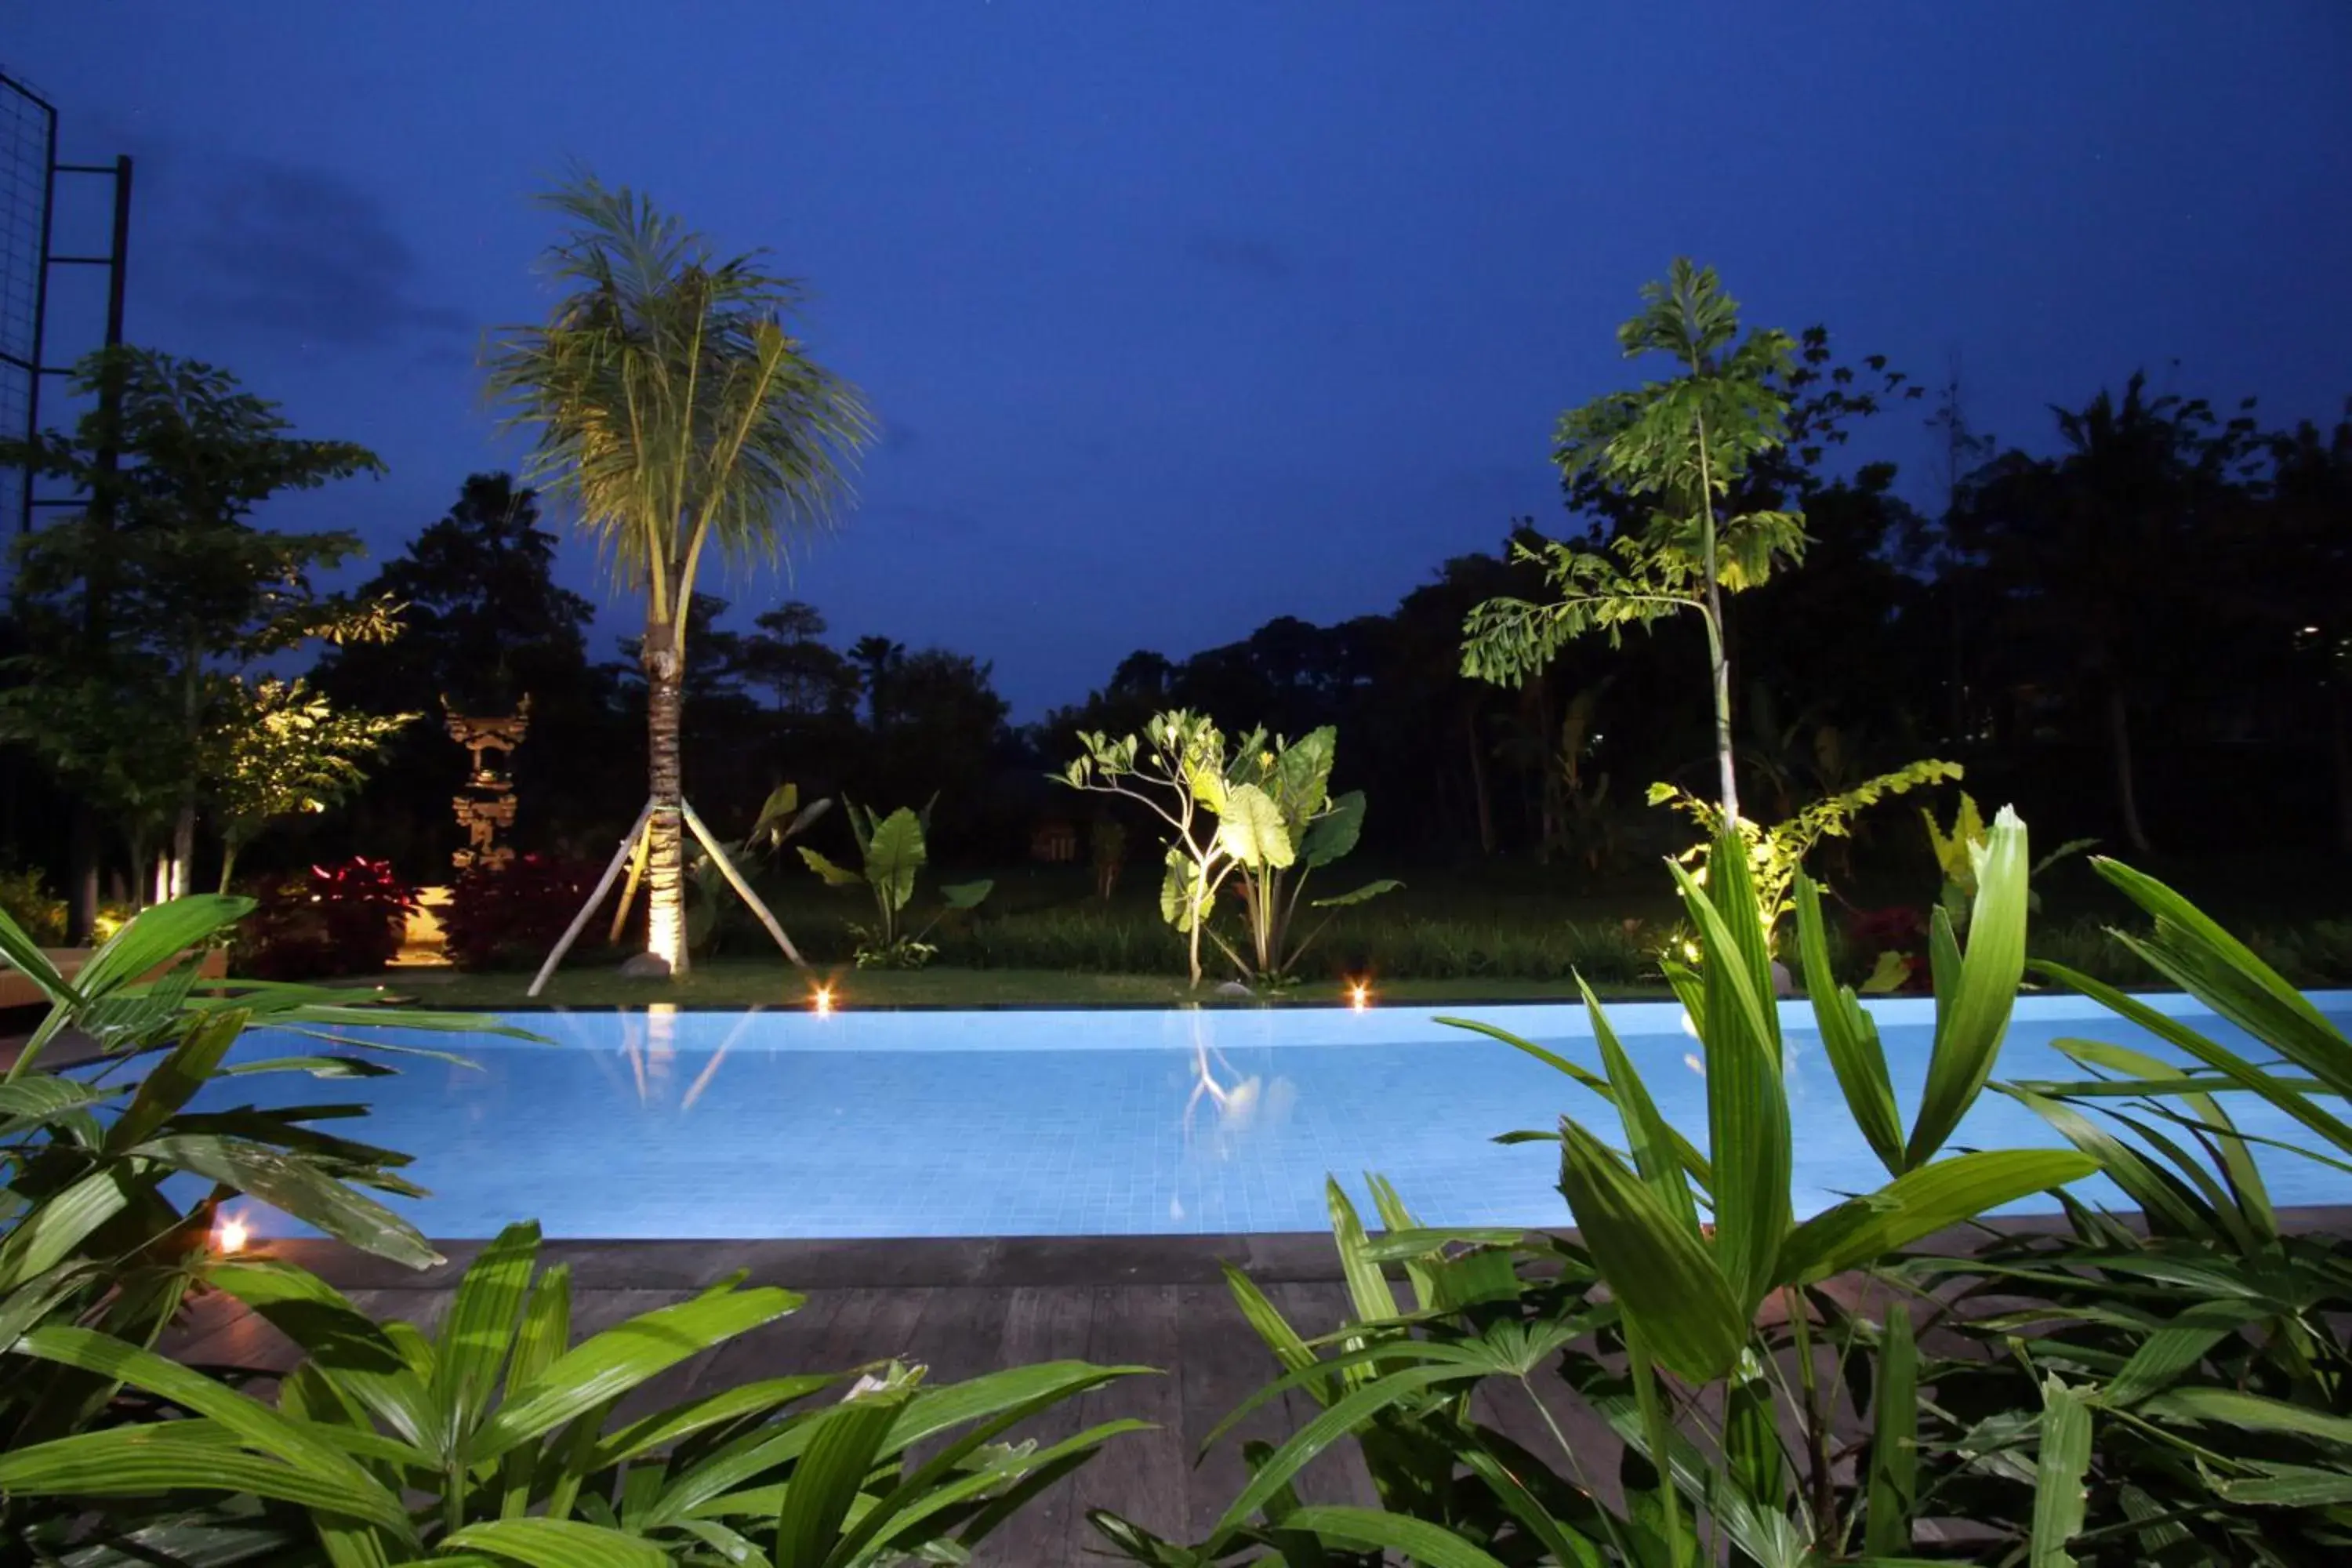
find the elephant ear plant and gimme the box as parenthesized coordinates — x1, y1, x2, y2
(1091, 805, 2100, 1565)
(800, 797, 991, 967)
(1062, 711, 1397, 989)
(1207, 724, 1401, 987)
(685, 779, 833, 955)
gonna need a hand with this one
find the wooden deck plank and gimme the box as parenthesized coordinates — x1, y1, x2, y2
(973, 1286, 1098, 1568)
(1176, 1280, 1291, 1541)
(1060, 1284, 1186, 1558)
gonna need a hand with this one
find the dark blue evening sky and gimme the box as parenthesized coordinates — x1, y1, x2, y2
(13, 3, 2352, 713)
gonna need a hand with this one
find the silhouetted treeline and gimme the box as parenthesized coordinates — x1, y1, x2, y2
(6, 372, 2346, 891)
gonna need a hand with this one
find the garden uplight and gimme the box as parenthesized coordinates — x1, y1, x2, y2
(811, 984, 835, 1015)
(213, 1210, 250, 1254)
(1348, 981, 1371, 1011)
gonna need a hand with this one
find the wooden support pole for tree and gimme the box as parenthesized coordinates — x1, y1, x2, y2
(606, 829, 651, 946)
(679, 797, 808, 969)
(528, 797, 657, 998)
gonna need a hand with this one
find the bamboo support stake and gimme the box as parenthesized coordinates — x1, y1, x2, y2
(527, 798, 656, 998)
(606, 829, 651, 946)
(680, 797, 808, 969)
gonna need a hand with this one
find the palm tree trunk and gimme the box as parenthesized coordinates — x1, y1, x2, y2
(643, 622, 689, 975)
(2105, 685, 2152, 855)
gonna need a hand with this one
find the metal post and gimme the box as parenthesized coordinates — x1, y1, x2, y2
(101, 154, 129, 350)
(9, 78, 56, 535)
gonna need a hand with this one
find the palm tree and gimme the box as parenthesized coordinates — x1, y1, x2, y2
(485, 173, 873, 974)
(848, 634, 904, 728)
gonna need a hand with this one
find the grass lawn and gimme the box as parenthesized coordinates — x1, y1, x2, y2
(354, 960, 1669, 1011)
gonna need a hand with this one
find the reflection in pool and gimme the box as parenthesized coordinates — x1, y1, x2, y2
(196, 993, 2352, 1240)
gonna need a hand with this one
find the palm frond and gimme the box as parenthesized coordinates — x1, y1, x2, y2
(481, 171, 875, 626)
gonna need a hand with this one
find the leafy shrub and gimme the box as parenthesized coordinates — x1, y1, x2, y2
(0, 896, 1138, 1561)
(0, 864, 65, 946)
(2249, 916, 2352, 985)
(0, 895, 499, 1549)
(442, 852, 612, 971)
(234, 855, 416, 979)
(1094, 808, 2090, 1564)
(800, 799, 991, 968)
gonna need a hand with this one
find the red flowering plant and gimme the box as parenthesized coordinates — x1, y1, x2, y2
(1846, 902, 1929, 993)
(441, 853, 612, 971)
(235, 855, 418, 979)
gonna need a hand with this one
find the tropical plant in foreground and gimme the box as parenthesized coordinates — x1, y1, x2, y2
(485, 171, 874, 975)
(0, 895, 513, 1551)
(800, 798, 991, 968)
(1913, 856, 2352, 1561)
(0, 1219, 1145, 1565)
(1092, 805, 2098, 1564)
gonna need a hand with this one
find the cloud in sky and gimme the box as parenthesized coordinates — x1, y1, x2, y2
(178, 158, 472, 348)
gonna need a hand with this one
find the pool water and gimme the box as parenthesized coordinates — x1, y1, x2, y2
(204, 993, 2352, 1240)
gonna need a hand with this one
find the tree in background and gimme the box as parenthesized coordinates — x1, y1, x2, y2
(1947, 373, 2259, 854)
(316, 474, 615, 873)
(741, 601, 858, 719)
(0, 347, 393, 912)
(1462, 261, 1804, 822)
(322, 474, 595, 713)
(205, 677, 413, 890)
(849, 634, 905, 728)
(485, 172, 873, 974)
(2262, 413, 2352, 851)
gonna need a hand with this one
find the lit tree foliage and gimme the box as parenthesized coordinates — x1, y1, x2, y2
(205, 677, 416, 891)
(1462, 260, 1802, 821)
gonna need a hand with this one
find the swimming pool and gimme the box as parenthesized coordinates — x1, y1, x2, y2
(207, 992, 2352, 1240)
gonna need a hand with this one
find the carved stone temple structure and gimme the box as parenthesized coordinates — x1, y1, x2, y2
(444, 695, 532, 873)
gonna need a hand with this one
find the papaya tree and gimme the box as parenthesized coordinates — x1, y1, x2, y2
(1461, 260, 1803, 823)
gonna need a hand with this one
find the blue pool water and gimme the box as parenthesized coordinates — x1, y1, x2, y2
(205, 993, 2352, 1240)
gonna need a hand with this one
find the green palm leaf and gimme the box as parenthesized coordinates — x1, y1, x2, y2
(476, 1287, 802, 1460)
(1775, 1150, 2095, 1286)
(1907, 807, 2029, 1167)
(1555, 1121, 1744, 1382)
(1276, 1506, 1513, 1567)
(438, 1517, 668, 1568)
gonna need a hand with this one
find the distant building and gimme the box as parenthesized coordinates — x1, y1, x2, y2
(1030, 819, 1079, 863)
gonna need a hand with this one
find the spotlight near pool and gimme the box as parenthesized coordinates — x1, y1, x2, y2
(213, 1210, 250, 1255)
(1348, 981, 1372, 1011)
(811, 983, 836, 1015)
